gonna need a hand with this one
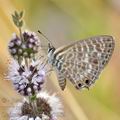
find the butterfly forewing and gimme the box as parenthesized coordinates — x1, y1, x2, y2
(53, 35, 115, 90)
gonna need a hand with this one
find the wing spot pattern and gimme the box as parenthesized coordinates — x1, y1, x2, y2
(53, 35, 115, 90)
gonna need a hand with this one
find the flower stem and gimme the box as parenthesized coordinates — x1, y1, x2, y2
(29, 95, 38, 116)
(19, 27, 24, 42)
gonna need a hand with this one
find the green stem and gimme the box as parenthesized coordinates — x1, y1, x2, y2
(19, 27, 24, 42)
(29, 95, 38, 116)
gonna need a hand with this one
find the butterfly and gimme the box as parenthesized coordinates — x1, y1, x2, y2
(38, 31, 115, 91)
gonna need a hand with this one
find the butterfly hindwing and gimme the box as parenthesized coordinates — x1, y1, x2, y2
(54, 35, 115, 90)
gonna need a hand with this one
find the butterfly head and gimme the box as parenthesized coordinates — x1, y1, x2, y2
(47, 43, 56, 65)
(48, 43, 55, 54)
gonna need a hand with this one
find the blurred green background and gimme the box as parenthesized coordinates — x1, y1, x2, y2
(0, 0, 120, 120)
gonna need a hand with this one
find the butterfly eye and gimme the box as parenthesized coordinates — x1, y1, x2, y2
(48, 48, 52, 52)
(48, 43, 55, 53)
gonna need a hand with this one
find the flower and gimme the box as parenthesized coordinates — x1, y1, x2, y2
(7, 59, 47, 96)
(8, 30, 40, 59)
(9, 92, 63, 120)
(8, 11, 63, 120)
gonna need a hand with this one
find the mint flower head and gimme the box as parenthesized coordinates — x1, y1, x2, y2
(9, 92, 63, 120)
(8, 30, 40, 60)
(7, 59, 47, 96)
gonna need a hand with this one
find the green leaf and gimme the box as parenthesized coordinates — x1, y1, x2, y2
(14, 11, 19, 19)
(16, 22, 20, 27)
(12, 14, 17, 20)
(12, 17, 18, 26)
(19, 11, 23, 18)
(19, 20, 23, 27)
(12, 10, 24, 28)
(12, 15, 18, 22)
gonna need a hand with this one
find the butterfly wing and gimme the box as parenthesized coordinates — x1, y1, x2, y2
(54, 35, 115, 90)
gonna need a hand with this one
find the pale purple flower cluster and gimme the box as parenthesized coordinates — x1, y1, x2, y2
(8, 31, 40, 59)
(7, 60, 45, 96)
(7, 29, 63, 120)
(9, 92, 63, 120)
(7, 30, 46, 96)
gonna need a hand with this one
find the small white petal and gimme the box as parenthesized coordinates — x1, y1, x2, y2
(27, 87, 31, 93)
(9, 42, 14, 47)
(16, 40, 22, 46)
(42, 114, 49, 120)
(23, 52, 28, 56)
(28, 44, 33, 48)
(22, 44, 26, 49)
(10, 117, 20, 120)
(35, 41, 38, 45)
(32, 32, 36, 36)
(32, 76, 43, 83)
(18, 49, 23, 54)
(33, 85, 38, 90)
(19, 79, 25, 85)
(29, 117, 34, 120)
(40, 70, 45, 76)
(35, 117, 41, 120)
(19, 116, 28, 120)
(27, 31, 32, 36)
(9, 102, 22, 119)
(30, 53, 34, 57)
(11, 48, 16, 54)
(34, 36, 39, 40)
(14, 55, 18, 60)
(33, 47, 37, 51)
(19, 85, 25, 89)
(29, 38, 34, 43)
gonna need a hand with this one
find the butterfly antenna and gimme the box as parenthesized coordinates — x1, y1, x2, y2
(38, 30, 53, 45)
